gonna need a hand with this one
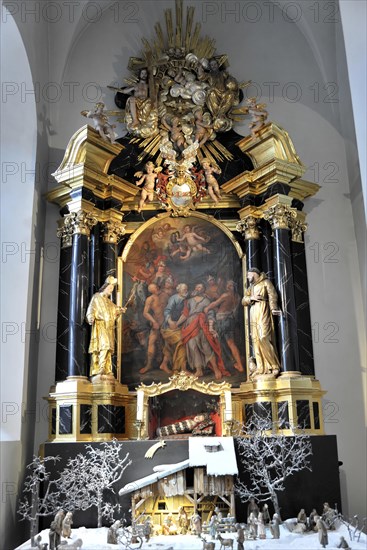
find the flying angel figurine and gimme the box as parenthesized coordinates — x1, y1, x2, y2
(134, 161, 162, 212)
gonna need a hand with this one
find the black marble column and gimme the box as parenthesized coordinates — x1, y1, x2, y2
(260, 220, 274, 281)
(272, 225, 300, 373)
(101, 221, 125, 378)
(245, 238, 261, 271)
(102, 240, 117, 277)
(55, 231, 72, 382)
(238, 217, 261, 360)
(90, 223, 102, 297)
(68, 232, 90, 377)
(290, 236, 315, 375)
(67, 211, 97, 378)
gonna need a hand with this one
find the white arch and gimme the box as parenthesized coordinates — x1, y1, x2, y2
(1, 5, 38, 544)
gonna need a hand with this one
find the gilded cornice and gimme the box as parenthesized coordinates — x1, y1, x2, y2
(46, 126, 138, 210)
(222, 123, 320, 203)
(236, 122, 304, 169)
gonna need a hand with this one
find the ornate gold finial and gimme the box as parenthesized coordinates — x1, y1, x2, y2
(263, 203, 297, 230)
(102, 221, 126, 243)
(236, 216, 261, 240)
(63, 210, 98, 237)
(290, 219, 308, 242)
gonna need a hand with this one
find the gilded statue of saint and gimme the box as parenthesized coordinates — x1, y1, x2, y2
(242, 268, 281, 377)
(86, 276, 125, 378)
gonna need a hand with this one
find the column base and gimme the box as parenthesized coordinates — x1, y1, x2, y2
(46, 376, 136, 442)
(279, 370, 302, 378)
(234, 375, 326, 435)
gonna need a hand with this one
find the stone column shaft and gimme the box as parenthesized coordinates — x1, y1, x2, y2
(237, 216, 261, 361)
(67, 211, 97, 378)
(55, 222, 73, 382)
(264, 204, 300, 374)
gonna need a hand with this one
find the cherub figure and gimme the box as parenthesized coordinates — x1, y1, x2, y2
(134, 161, 162, 212)
(176, 224, 210, 255)
(246, 97, 268, 138)
(81, 102, 117, 142)
(162, 115, 185, 150)
(201, 158, 222, 203)
(194, 109, 213, 146)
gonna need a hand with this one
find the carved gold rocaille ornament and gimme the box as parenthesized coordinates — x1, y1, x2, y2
(102, 220, 126, 243)
(137, 372, 231, 396)
(236, 216, 261, 240)
(263, 203, 297, 230)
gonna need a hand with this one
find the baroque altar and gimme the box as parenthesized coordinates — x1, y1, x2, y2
(47, 1, 325, 445)
(37, 1, 347, 531)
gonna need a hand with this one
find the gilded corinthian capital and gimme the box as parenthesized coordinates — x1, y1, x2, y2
(236, 216, 261, 240)
(263, 203, 297, 230)
(57, 218, 74, 248)
(60, 210, 98, 239)
(290, 219, 308, 243)
(102, 221, 126, 243)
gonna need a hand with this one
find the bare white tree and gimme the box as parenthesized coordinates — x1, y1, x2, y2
(18, 455, 61, 546)
(235, 406, 313, 519)
(57, 440, 131, 527)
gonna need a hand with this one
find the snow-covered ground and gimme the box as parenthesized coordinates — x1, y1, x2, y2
(16, 523, 366, 550)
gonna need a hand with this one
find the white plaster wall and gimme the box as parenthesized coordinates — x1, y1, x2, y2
(0, 5, 38, 545)
(0, 4, 37, 442)
(339, 0, 367, 211)
(1, 2, 52, 546)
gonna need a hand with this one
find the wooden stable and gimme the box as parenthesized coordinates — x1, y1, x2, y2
(118, 437, 239, 533)
(130, 465, 235, 533)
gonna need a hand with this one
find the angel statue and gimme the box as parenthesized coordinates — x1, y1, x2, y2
(81, 102, 117, 143)
(246, 97, 269, 138)
(201, 158, 222, 203)
(134, 161, 162, 212)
